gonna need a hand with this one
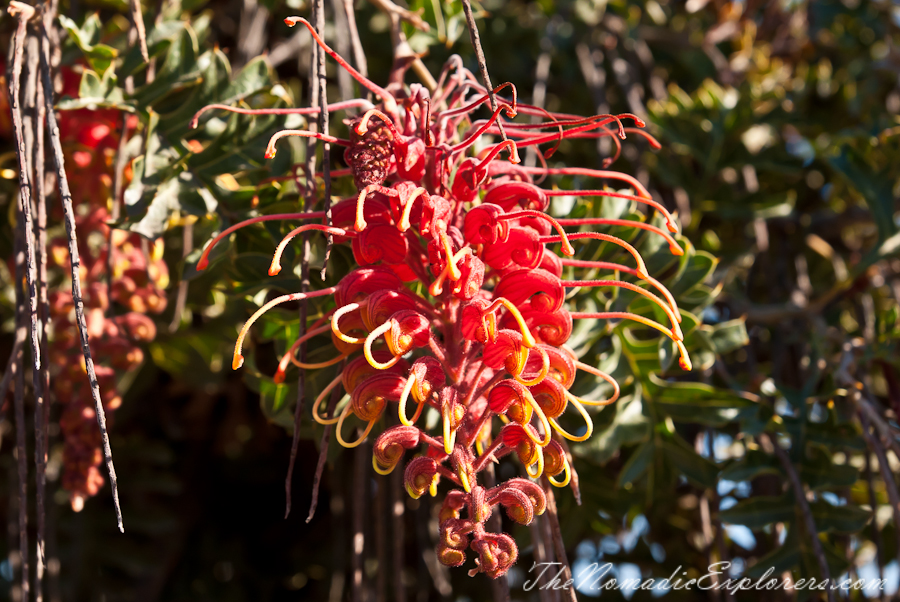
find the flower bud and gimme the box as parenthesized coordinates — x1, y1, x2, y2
(373, 425, 421, 473)
(404, 456, 438, 499)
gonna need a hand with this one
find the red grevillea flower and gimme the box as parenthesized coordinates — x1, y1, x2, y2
(192, 17, 691, 579)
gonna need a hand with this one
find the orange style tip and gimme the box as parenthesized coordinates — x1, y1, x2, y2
(273, 371, 285, 384)
(189, 118, 199, 129)
(268, 265, 282, 276)
(197, 259, 209, 271)
(670, 245, 685, 256)
(636, 270, 650, 280)
(666, 221, 679, 233)
(634, 118, 647, 128)
(284, 17, 300, 27)
(678, 356, 692, 371)
(562, 244, 575, 257)
(232, 355, 245, 370)
(354, 125, 368, 135)
(264, 150, 276, 159)
(354, 221, 367, 232)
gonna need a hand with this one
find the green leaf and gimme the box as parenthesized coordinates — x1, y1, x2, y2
(706, 319, 749, 355)
(126, 169, 218, 239)
(617, 439, 655, 488)
(808, 500, 870, 534)
(670, 250, 717, 295)
(576, 392, 650, 464)
(59, 14, 118, 72)
(745, 531, 801, 578)
(719, 494, 794, 529)
(661, 437, 720, 488)
(720, 449, 780, 483)
(828, 146, 898, 242)
(648, 374, 756, 426)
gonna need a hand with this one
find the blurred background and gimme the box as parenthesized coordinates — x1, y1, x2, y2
(1, 0, 900, 600)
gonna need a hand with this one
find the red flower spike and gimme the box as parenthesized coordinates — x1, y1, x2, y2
(203, 31, 696, 578)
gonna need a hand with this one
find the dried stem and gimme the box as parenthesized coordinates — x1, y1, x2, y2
(859, 412, 900, 567)
(528, 515, 554, 602)
(351, 437, 368, 602)
(863, 452, 885, 591)
(763, 432, 833, 600)
(31, 37, 50, 602)
(307, 363, 344, 522)
(9, 9, 42, 598)
(12, 174, 31, 602)
(168, 221, 192, 333)
(483, 462, 510, 601)
(390, 465, 406, 602)
(524, 48, 550, 169)
(460, 0, 507, 142)
(130, 0, 150, 62)
(316, 0, 334, 278)
(107, 112, 130, 319)
(542, 478, 577, 602)
(39, 20, 124, 532)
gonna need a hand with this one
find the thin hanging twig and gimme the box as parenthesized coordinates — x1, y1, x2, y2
(286, 0, 325, 518)
(8, 8, 41, 597)
(307, 362, 345, 522)
(460, 0, 507, 142)
(528, 515, 554, 602)
(542, 478, 577, 602)
(859, 412, 900, 567)
(31, 34, 50, 602)
(863, 453, 885, 594)
(316, 0, 334, 279)
(38, 18, 124, 533)
(763, 432, 833, 601)
(390, 465, 406, 602)
(168, 221, 192, 333)
(483, 462, 510, 601)
(341, 0, 368, 91)
(351, 438, 368, 602)
(130, 0, 150, 63)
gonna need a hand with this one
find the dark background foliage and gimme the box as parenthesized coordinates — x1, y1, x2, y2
(1, 0, 899, 600)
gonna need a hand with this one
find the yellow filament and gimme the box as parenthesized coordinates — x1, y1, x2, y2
(331, 301, 367, 344)
(457, 464, 472, 493)
(570, 360, 620, 406)
(428, 479, 438, 497)
(335, 404, 377, 448)
(398, 187, 428, 232)
(549, 396, 593, 442)
(522, 392, 552, 447)
(515, 347, 550, 387)
(429, 247, 472, 296)
(289, 352, 350, 370)
(525, 446, 545, 479)
(548, 457, 572, 487)
(483, 298, 537, 348)
(277, 323, 332, 375)
(398, 373, 425, 427)
(364, 321, 402, 369)
(269, 225, 347, 275)
(676, 340, 693, 371)
(355, 185, 377, 232)
(442, 409, 457, 455)
(234, 292, 311, 370)
(372, 454, 397, 475)
(312, 373, 345, 425)
(441, 233, 462, 281)
(355, 108, 393, 135)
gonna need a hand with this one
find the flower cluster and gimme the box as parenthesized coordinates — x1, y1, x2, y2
(195, 18, 690, 578)
(47, 69, 168, 510)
